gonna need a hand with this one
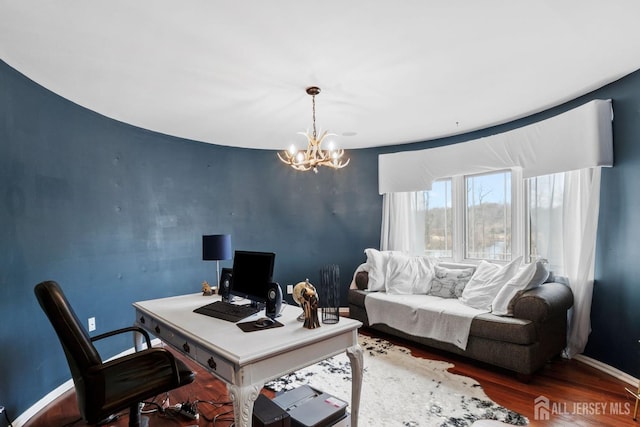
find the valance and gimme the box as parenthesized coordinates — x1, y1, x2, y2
(378, 99, 613, 194)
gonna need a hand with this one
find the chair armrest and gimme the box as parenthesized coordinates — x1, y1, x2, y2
(91, 326, 152, 349)
(88, 348, 183, 385)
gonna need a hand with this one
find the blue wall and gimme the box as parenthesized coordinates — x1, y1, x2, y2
(1, 58, 640, 422)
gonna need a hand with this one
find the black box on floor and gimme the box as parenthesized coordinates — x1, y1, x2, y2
(272, 385, 347, 427)
(330, 411, 350, 426)
(253, 393, 291, 427)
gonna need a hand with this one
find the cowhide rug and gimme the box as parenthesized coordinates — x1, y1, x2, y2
(265, 335, 528, 426)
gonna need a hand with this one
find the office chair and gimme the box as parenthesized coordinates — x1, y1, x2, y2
(34, 280, 195, 427)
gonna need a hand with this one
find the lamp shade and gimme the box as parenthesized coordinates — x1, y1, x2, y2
(202, 234, 232, 261)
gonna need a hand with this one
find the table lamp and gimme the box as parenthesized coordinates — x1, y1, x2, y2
(202, 234, 232, 288)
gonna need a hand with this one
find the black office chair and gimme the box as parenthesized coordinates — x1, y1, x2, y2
(34, 280, 195, 427)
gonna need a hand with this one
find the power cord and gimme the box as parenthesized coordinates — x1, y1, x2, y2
(140, 401, 163, 415)
(196, 398, 234, 424)
(174, 401, 199, 420)
(144, 394, 236, 424)
(176, 396, 238, 425)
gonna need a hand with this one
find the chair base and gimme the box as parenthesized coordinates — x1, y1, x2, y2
(97, 414, 118, 425)
(96, 411, 149, 427)
(127, 402, 150, 427)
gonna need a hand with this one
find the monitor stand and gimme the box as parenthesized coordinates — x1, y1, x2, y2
(249, 301, 265, 310)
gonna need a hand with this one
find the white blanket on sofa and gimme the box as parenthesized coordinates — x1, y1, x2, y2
(364, 292, 489, 350)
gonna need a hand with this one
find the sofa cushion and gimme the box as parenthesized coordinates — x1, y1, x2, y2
(469, 313, 537, 345)
(348, 288, 538, 345)
(427, 265, 474, 298)
(348, 289, 369, 308)
(459, 257, 522, 310)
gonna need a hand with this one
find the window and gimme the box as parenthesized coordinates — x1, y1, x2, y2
(465, 172, 511, 261)
(407, 167, 584, 270)
(419, 170, 516, 263)
(415, 168, 579, 267)
(527, 172, 565, 274)
(421, 179, 452, 258)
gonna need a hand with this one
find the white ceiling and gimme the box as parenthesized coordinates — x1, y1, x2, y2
(2, 1, 640, 150)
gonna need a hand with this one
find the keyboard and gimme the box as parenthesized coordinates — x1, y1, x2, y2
(194, 300, 260, 322)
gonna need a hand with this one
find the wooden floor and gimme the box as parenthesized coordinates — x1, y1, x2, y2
(25, 328, 638, 427)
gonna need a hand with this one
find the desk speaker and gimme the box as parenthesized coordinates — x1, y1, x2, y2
(266, 282, 282, 319)
(219, 268, 232, 302)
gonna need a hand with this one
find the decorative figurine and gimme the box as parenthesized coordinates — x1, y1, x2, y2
(293, 279, 321, 329)
(201, 281, 213, 296)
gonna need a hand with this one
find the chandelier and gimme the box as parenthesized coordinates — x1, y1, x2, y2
(277, 86, 350, 173)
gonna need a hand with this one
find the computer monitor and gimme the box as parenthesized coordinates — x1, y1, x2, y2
(230, 250, 276, 307)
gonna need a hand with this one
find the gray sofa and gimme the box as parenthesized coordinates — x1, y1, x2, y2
(348, 273, 574, 379)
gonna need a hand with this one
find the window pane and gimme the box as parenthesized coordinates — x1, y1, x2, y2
(528, 173, 564, 274)
(421, 180, 452, 257)
(465, 171, 511, 261)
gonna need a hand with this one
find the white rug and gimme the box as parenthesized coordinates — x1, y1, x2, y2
(266, 335, 528, 427)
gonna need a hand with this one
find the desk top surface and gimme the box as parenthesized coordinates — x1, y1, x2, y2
(134, 293, 362, 365)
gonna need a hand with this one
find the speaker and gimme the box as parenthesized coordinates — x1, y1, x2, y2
(266, 282, 282, 320)
(219, 268, 232, 302)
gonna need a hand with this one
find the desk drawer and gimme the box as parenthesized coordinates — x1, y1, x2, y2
(194, 348, 234, 383)
(136, 310, 198, 359)
(136, 308, 234, 382)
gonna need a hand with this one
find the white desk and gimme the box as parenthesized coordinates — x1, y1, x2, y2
(133, 294, 363, 427)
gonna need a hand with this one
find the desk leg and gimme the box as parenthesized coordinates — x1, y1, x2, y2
(227, 383, 262, 427)
(347, 344, 363, 427)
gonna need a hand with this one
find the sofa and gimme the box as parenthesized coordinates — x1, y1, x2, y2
(347, 250, 574, 379)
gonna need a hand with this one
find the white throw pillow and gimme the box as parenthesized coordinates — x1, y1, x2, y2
(458, 260, 499, 299)
(492, 260, 549, 316)
(459, 256, 523, 310)
(385, 252, 436, 294)
(364, 248, 395, 291)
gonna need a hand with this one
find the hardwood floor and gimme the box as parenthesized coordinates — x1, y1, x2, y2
(24, 328, 638, 427)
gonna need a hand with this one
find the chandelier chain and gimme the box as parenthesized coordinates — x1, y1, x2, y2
(311, 93, 317, 140)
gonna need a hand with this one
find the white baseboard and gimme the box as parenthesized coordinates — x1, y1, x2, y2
(11, 379, 75, 427)
(574, 354, 638, 388)
(11, 338, 163, 427)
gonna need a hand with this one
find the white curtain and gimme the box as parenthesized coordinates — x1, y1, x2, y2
(563, 167, 602, 358)
(380, 192, 425, 254)
(528, 167, 602, 358)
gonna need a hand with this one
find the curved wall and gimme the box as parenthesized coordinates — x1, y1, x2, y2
(1, 59, 639, 421)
